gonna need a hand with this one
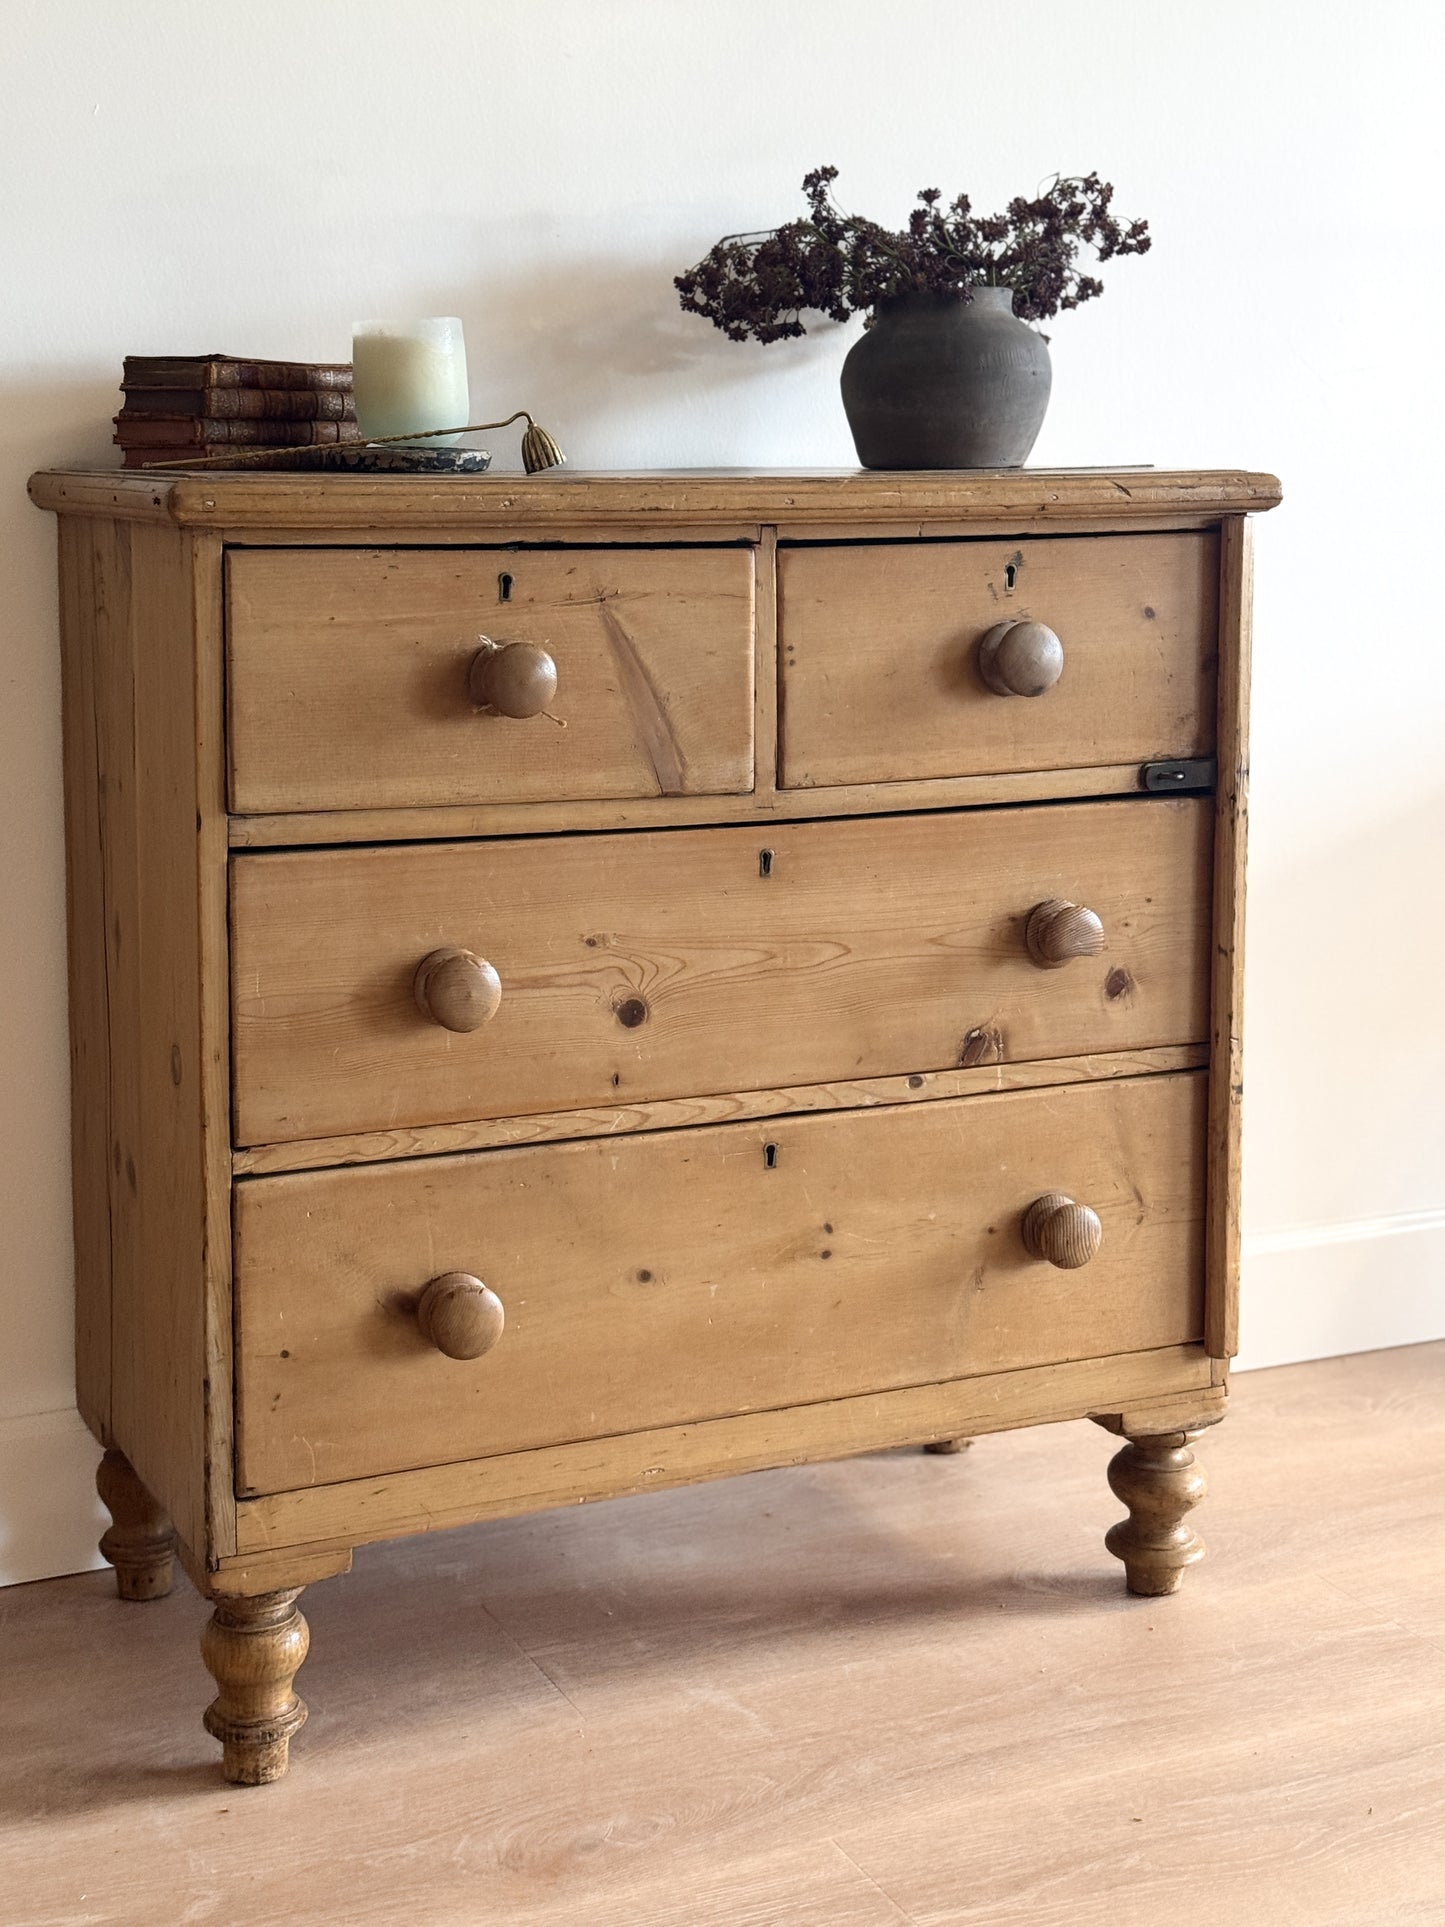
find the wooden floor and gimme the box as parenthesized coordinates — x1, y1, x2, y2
(3, 1344, 1443, 1926)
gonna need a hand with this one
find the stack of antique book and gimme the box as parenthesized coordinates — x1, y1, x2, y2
(114, 354, 360, 467)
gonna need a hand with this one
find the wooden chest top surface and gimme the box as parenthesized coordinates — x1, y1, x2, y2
(29, 465, 1282, 533)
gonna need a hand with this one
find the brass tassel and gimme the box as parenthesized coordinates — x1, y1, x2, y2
(520, 420, 567, 474)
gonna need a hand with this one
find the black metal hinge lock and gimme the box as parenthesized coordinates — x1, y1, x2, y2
(1139, 758, 1216, 794)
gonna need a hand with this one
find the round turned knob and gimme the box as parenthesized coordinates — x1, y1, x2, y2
(1025, 898, 1105, 969)
(978, 619, 1064, 697)
(467, 639, 558, 718)
(416, 1272, 505, 1360)
(1022, 1193, 1103, 1270)
(413, 947, 502, 1033)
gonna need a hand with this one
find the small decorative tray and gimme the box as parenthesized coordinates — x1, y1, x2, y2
(139, 411, 562, 475)
(253, 445, 492, 473)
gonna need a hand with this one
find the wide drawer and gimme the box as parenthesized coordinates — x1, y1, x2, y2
(778, 532, 1218, 787)
(226, 546, 756, 812)
(231, 797, 1211, 1146)
(234, 1070, 1207, 1494)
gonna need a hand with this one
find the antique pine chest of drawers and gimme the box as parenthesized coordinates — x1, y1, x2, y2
(31, 464, 1280, 1783)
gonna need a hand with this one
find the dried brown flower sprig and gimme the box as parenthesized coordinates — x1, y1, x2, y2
(676, 167, 1151, 342)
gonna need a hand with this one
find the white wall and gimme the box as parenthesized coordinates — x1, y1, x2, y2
(2, 0, 1442, 1585)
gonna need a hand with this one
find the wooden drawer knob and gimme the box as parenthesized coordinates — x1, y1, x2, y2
(467, 638, 558, 718)
(416, 1272, 505, 1360)
(1022, 1193, 1103, 1269)
(978, 619, 1064, 697)
(1025, 898, 1105, 968)
(413, 947, 502, 1032)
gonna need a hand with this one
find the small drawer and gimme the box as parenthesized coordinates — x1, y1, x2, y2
(778, 532, 1218, 788)
(234, 1070, 1206, 1494)
(230, 796, 1210, 1146)
(226, 546, 756, 813)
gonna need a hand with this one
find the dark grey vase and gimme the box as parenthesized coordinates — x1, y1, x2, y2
(840, 286, 1052, 469)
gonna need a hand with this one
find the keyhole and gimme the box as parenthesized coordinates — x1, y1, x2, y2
(1003, 562, 1018, 591)
(763, 1142, 778, 1170)
(498, 572, 514, 603)
(759, 849, 774, 878)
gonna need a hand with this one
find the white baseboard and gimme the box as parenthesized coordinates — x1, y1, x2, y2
(1237, 1208, 1445, 1370)
(1, 1213, 1440, 1586)
(0, 1406, 104, 1588)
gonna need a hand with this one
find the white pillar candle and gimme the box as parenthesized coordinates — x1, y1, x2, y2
(351, 317, 470, 443)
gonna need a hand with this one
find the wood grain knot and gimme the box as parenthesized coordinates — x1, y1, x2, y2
(959, 1028, 1002, 1068)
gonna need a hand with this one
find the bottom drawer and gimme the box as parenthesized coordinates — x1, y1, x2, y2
(234, 1071, 1206, 1496)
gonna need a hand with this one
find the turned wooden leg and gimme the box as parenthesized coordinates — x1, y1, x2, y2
(1098, 1424, 1213, 1596)
(201, 1589, 309, 1785)
(95, 1449, 176, 1601)
(922, 1437, 974, 1455)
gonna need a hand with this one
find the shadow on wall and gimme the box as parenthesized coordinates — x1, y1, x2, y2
(0, 257, 861, 484)
(438, 253, 858, 467)
(0, 1411, 106, 1590)
(0, 377, 121, 478)
(1245, 777, 1445, 1231)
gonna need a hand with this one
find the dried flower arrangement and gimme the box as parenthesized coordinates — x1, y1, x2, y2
(676, 167, 1151, 342)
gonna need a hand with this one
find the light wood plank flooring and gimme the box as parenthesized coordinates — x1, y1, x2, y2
(3, 1343, 1443, 1926)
